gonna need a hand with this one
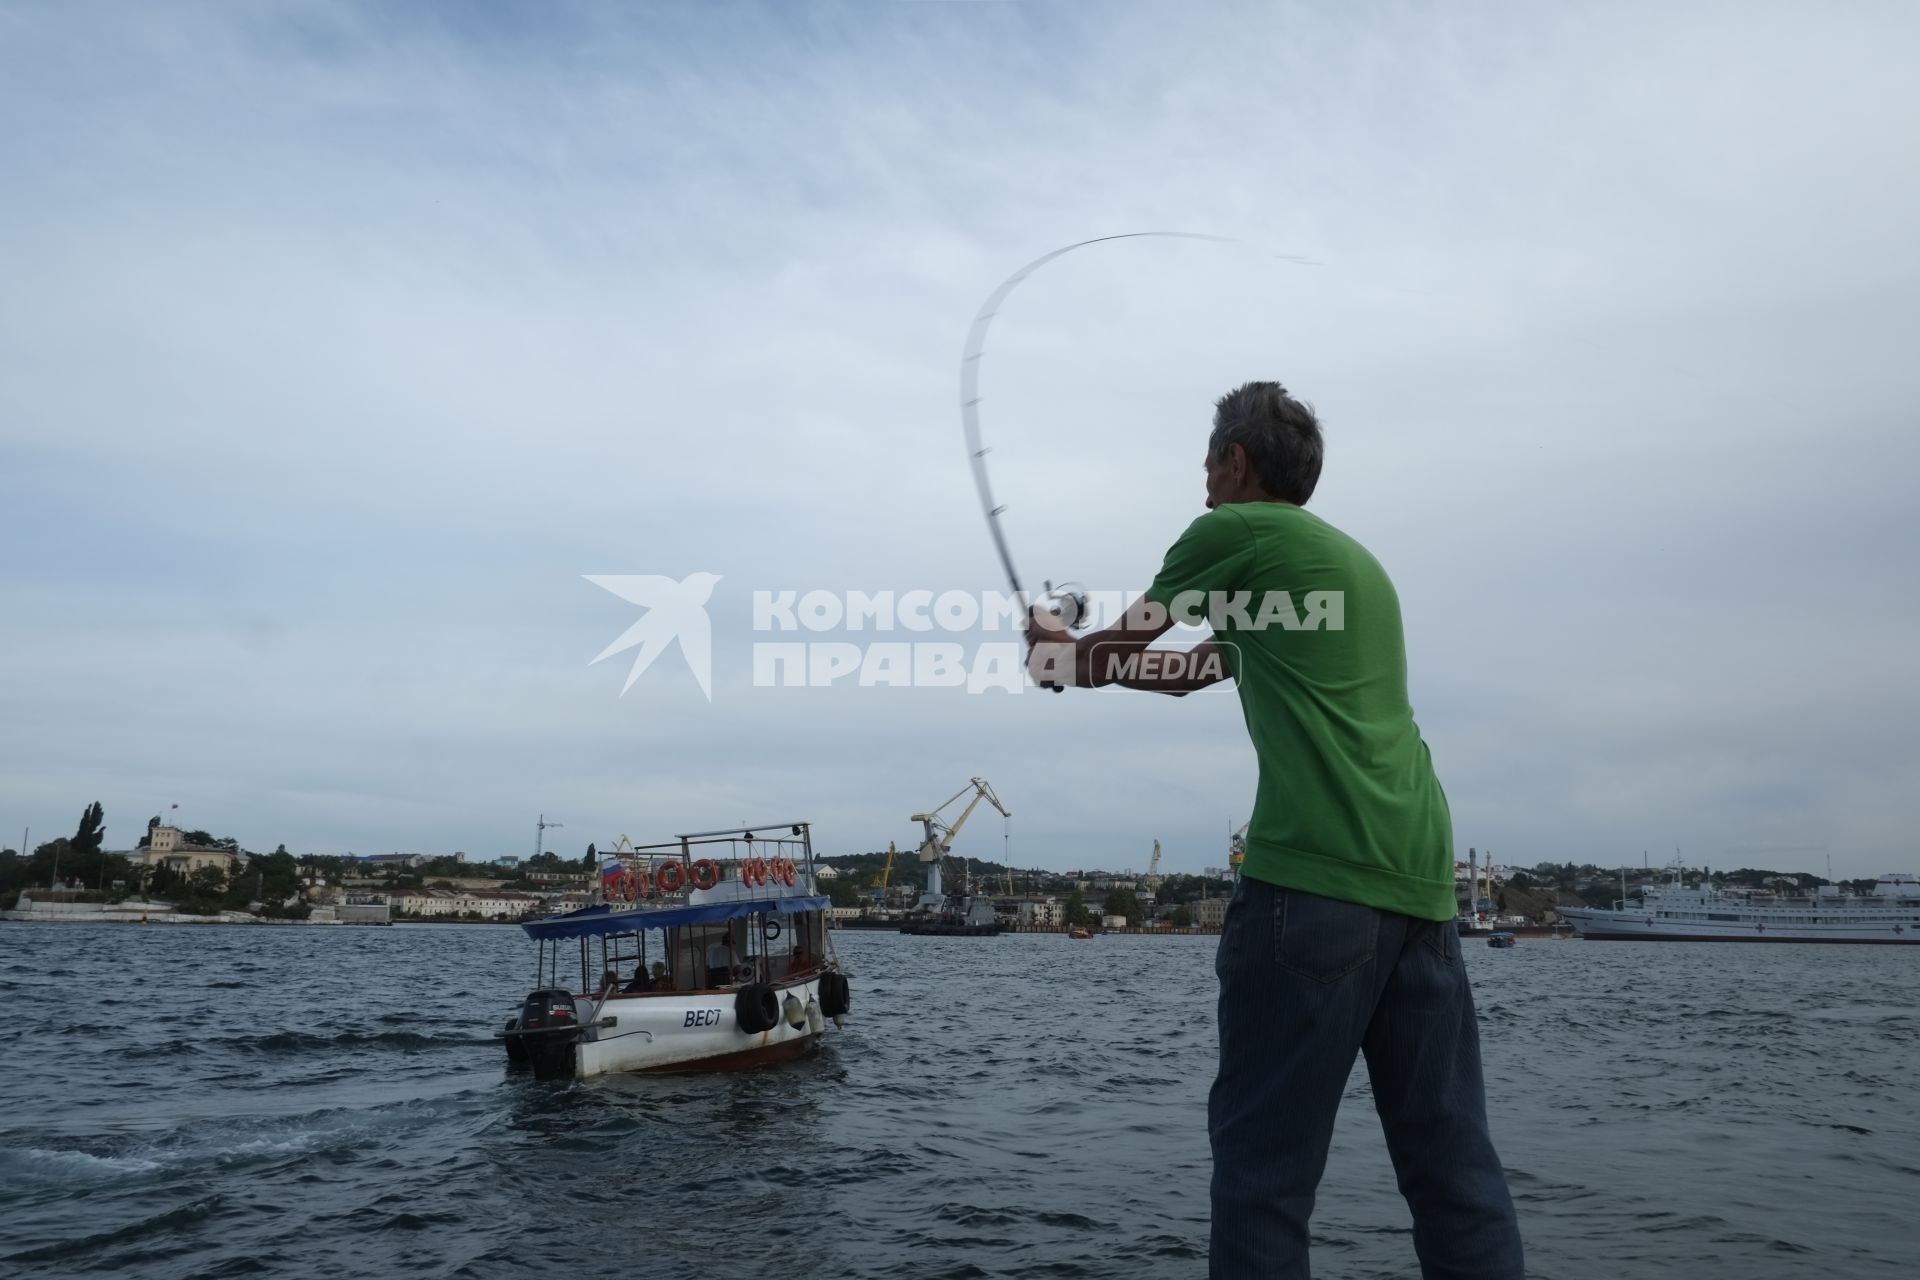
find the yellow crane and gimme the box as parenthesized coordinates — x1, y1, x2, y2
(911, 777, 1010, 912)
(874, 842, 897, 894)
(1229, 820, 1249, 878)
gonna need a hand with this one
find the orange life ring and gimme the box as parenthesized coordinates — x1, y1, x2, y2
(742, 858, 765, 888)
(620, 871, 639, 902)
(656, 861, 686, 894)
(690, 858, 720, 891)
(780, 860, 797, 887)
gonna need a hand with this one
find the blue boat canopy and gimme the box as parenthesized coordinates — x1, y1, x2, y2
(520, 895, 830, 941)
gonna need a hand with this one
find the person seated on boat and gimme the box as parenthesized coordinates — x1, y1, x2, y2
(596, 969, 619, 994)
(649, 961, 672, 991)
(705, 934, 740, 985)
(621, 966, 653, 993)
(787, 943, 811, 977)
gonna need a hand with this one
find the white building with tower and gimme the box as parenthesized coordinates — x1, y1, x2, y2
(142, 826, 237, 877)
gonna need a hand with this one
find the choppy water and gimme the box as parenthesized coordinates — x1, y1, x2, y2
(0, 924, 1915, 1278)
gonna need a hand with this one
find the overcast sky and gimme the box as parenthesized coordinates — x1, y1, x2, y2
(3, 2, 1916, 877)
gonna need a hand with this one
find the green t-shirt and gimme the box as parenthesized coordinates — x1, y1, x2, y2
(1144, 502, 1455, 921)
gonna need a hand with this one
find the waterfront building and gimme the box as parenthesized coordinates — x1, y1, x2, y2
(1016, 898, 1064, 926)
(390, 889, 543, 920)
(1192, 897, 1228, 930)
(142, 826, 237, 877)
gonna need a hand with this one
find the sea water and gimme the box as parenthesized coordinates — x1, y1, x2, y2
(1, 925, 1914, 1278)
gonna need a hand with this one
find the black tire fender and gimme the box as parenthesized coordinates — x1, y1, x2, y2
(735, 982, 780, 1034)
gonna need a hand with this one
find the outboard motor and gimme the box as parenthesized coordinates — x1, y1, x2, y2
(512, 987, 582, 1081)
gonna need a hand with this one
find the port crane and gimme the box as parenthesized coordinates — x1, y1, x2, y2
(1145, 839, 1163, 894)
(872, 842, 898, 897)
(535, 813, 563, 860)
(1228, 820, 1248, 878)
(911, 777, 1009, 913)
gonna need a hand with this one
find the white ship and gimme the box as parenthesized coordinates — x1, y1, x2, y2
(1559, 868, 1920, 944)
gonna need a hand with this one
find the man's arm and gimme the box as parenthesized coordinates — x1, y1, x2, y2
(1027, 595, 1232, 696)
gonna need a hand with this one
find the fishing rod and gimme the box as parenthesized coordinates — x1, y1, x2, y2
(958, 232, 1233, 651)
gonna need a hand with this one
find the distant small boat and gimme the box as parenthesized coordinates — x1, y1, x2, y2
(1067, 926, 1093, 940)
(1487, 932, 1517, 949)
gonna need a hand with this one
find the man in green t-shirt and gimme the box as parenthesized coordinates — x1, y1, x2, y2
(1027, 382, 1523, 1279)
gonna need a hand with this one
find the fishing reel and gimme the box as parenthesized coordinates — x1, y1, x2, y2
(1028, 582, 1088, 694)
(1037, 580, 1090, 632)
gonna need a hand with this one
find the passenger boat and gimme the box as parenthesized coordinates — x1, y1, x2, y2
(496, 822, 851, 1079)
(1067, 926, 1094, 940)
(1559, 867, 1920, 944)
(1486, 931, 1517, 949)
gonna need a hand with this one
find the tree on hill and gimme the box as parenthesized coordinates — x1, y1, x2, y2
(1103, 887, 1143, 925)
(146, 862, 181, 899)
(168, 863, 231, 914)
(1171, 904, 1193, 927)
(18, 804, 130, 895)
(1063, 888, 1089, 926)
(1577, 882, 1628, 908)
(71, 802, 106, 859)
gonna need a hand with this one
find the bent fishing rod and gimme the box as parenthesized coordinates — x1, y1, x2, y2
(958, 232, 1233, 681)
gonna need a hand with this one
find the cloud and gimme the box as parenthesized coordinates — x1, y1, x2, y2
(2, 2, 1917, 876)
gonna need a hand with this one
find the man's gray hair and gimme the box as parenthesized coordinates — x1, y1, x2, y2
(1208, 381, 1323, 504)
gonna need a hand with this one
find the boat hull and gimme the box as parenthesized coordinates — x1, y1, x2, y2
(506, 976, 829, 1077)
(1559, 907, 1920, 944)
